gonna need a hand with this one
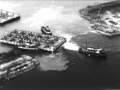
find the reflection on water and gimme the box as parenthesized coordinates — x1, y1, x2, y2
(37, 52, 68, 71)
(0, 45, 12, 54)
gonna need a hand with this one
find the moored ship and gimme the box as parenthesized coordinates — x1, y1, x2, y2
(0, 55, 39, 83)
(0, 26, 66, 52)
(0, 9, 20, 25)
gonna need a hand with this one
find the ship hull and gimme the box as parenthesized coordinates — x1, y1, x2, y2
(79, 48, 106, 58)
(0, 15, 20, 26)
(18, 37, 66, 51)
(0, 36, 66, 52)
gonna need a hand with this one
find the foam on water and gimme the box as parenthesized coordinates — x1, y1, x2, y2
(63, 41, 79, 51)
(59, 33, 80, 51)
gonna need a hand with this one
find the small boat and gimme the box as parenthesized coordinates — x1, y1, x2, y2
(41, 26, 52, 36)
(78, 43, 106, 57)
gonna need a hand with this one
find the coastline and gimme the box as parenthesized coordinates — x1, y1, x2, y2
(79, 0, 120, 37)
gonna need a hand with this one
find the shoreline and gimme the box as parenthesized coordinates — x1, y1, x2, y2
(79, 0, 120, 37)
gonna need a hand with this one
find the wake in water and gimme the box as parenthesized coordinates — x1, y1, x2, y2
(63, 41, 80, 51)
(59, 33, 80, 51)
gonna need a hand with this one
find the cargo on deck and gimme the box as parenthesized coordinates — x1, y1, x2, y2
(0, 26, 66, 52)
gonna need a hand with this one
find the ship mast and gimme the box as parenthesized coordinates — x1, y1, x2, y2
(86, 42, 87, 49)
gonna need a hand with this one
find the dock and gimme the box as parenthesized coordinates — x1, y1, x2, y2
(0, 29, 66, 52)
(0, 9, 20, 25)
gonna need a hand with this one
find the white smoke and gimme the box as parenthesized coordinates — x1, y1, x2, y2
(63, 41, 80, 51)
(54, 31, 80, 51)
(22, 6, 83, 33)
(23, 7, 61, 28)
(0, 1, 20, 12)
(37, 53, 68, 71)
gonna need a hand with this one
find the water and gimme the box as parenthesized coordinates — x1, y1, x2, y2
(0, 0, 120, 89)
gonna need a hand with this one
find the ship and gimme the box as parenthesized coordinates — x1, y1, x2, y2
(41, 26, 52, 36)
(78, 43, 106, 57)
(0, 55, 39, 83)
(0, 9, 20, 25)
(0, 26, 66, 52)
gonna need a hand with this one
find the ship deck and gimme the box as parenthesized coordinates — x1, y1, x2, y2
(0, 29, 66, 52)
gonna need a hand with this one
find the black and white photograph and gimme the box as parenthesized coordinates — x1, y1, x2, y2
(0, 0, 119, 89)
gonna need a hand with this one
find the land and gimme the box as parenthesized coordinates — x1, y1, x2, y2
(79, 0, 120, 36)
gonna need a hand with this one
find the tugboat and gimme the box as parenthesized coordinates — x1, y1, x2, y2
(41, 26, 52, 36)
(79, 43, 106, 57)
(0, 26, 66, 52)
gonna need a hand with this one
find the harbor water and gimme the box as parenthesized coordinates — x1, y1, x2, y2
(0, 0, 120, 89)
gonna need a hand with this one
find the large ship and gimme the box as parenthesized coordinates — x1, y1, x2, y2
(0, 55, 39, 83)
(0, 26, 66, 52)
(0, 9, 20, 25)
(78, 43, 106, 57)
